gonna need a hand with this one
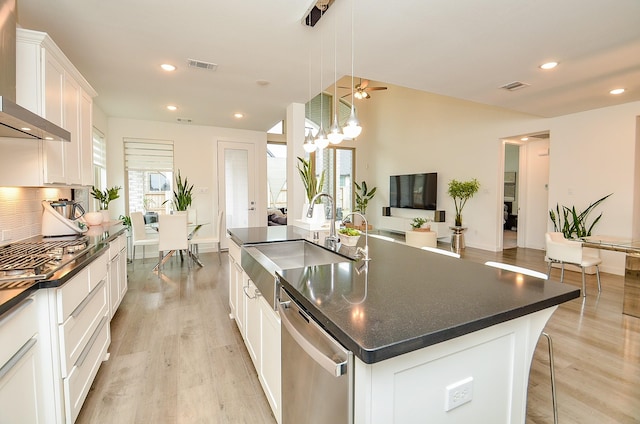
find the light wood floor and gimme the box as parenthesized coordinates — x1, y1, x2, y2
(77, 246, 640, 424)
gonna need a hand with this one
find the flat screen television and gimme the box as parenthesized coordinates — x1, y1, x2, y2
(389, 173, 437, 210)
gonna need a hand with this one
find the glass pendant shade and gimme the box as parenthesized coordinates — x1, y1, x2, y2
(303, 130, 317, 152)
(315, 126, 329, 149)
(342, 106, 362, 139)
(327, 113, 344, 144)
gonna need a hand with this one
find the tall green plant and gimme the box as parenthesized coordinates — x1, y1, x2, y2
(90, 186, 121, 210)
(164, 170, 193, 211)
(297, 157, 325, 204)
(354, 180, 377, 216)
(549, 193, 612, 238)
(447, 178, 480, 226)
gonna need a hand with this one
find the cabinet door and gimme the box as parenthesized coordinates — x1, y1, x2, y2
(63, 74, 81, 184)
(228, 256, 237, 319)
(43, 51, 66, 184)
(259, 297, 281, 423)
(118, 245, 128, 303)
(244, 279, 261, 368)
(108, 257, 119, 318)
(234, 262, 246, 336)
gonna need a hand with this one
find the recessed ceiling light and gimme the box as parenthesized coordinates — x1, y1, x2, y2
(256, 80, 270, 87)
(610, 88, 625, 95)
(520, 137, 529, 141)
(161, 63, 176, 71)
(167, 105, 177, 111)
(539, 62, 558, 70)
(20, 127, 31, 131)
(234, 113, 244, 118)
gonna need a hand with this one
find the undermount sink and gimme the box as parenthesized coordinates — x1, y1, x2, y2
(241, 240, 351, 309)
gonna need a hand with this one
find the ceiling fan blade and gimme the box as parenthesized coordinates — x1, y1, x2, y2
(365, 86, 388, 91)
(338, 86, 353, 90)
(360, 79, 370, 89)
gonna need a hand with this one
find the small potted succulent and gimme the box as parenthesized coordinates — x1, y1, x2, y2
(411, 217, 431, 232)
(338, 227, 361, 246)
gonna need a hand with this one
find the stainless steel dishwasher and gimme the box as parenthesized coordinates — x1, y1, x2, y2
(279, 288, 354, 424)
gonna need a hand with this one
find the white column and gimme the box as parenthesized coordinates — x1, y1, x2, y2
(286, 103, 306, 221)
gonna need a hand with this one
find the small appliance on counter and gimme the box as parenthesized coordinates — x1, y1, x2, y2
(41, 200, 88, 236)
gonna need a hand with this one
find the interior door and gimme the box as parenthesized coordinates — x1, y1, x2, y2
(218, 141, 258, 244)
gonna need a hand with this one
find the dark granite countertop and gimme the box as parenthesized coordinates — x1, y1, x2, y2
(228, 225, 581, 364)
(0, 222, 127, 317)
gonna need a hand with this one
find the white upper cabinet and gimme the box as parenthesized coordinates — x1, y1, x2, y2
(0, 28, 98, 186)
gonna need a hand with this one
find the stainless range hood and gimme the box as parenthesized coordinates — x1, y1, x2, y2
(0, 0, 70, 142)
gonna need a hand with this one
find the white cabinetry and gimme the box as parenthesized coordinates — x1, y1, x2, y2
(0, 296, 46, 424)
(108, 234, 128, 318)
(0, 28, 97, 186)
(378, 216, 451, 240)
(227, 238, 281, 423)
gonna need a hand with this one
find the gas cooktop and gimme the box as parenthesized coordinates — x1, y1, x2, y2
(0, 236, 90, 288)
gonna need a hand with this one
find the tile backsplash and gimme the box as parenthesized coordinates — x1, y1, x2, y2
(0, 186, 81, 244)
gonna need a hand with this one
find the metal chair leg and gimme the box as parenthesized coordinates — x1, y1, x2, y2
(596, 265, 602, 292)
(217, 242, 221, 264)
(560, 263, 565, 282)
(541, 332, 558, 424)
(547, 261, 552, 279)
(581, 268, 587, 297)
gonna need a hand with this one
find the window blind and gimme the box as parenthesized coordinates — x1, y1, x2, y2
(124, 138, 174, 171)
(92, 129, 106, 168)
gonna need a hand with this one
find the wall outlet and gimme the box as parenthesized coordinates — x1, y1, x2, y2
(2, 230, 11, 242)
(444, 376, 473, 412)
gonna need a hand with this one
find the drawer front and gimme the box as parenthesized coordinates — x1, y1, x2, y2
(56, 267, 90, 324)
(0, 297, 37, 368)
(59, 281, 108, 377)
(228, 239, 241, 262)
(63, 316, 109, 423)
(89, 251, 108, 291)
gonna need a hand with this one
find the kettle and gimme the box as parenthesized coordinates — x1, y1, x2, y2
(49, 199, 86, 220)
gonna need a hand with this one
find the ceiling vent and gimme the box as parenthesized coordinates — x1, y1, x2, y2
(530, 132, 550, 139)
(187, 59, 218, 71)
(500, 81, 530, 91)
(176, 118, 192, 124)
(302, 0, 335, 27)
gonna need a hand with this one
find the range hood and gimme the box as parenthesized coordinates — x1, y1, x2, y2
(0, 0, 70, 142)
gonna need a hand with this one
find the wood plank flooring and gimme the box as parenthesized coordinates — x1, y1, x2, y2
(76, 246, 640, 424)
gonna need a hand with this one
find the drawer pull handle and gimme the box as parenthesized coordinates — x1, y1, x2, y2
(0, 297, 33, 329)
(76, 315, 108, 368)
(0, 337, 37, 380)
(71, 279, 105, 319)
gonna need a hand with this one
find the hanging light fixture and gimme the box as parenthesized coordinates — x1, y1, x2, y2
(315, 24, 329, 150)
(327, 10, 344, 145)
(342, 0, 362, 139)
(303, 128, 317, 152)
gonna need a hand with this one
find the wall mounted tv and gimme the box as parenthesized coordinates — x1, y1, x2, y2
(389, 173, 437, 210)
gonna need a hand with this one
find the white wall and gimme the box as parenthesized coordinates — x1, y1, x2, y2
(106, 117, 267, 248)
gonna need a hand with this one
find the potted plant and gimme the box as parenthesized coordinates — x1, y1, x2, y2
(338, 227, 361, 246)
(549, 193, 612, 239)
(163, 170, 193, 212)
(91, 185, 122, 222)
(411, 217, 431, 232)
(447, 179, 480, 227)
(354, 180, 377, 216)
(297, 157, 325, 222)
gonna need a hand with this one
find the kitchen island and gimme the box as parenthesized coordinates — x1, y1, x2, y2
(228, 226, 580, 423)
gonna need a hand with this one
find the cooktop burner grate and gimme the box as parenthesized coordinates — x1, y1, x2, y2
(0, 237, 89, 282)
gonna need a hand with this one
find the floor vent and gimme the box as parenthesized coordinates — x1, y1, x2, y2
(500, 81, 530, 91)
(187, 59, 218, 71)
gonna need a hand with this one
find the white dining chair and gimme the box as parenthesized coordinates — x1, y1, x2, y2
(420, 246, 460, 258)
(130, 211, 159, 261)
(157, 212, 190, 271)
(484, 260, 558, 424)
(545, 232, 602, 297)
(189, 210, 224, 264)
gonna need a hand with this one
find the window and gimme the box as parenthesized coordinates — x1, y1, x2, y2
(92, 128, 107, 189)
(123, 139, 174, 215)
(314, 146, 354, 220)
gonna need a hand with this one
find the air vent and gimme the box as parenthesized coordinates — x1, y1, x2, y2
(187, 59, 218, 71)
(530, 133, 550, 139)
(176, 118, 192, 124)
(500, 81, 530, 91)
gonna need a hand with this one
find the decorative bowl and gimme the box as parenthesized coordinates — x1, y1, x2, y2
(84, 211, 104, 226)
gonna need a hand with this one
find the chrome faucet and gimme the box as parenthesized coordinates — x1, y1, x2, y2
(342, 212, 370, 261)
(307, 193, 339, 250)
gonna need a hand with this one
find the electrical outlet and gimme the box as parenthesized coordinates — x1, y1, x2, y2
(2, 230, 11, 242)
(444, 376, 473, 412)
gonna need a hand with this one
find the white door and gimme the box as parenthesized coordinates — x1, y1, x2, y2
(218, 142, 258, 241)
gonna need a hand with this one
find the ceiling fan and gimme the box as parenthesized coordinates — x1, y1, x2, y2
(340, 79, 388, 100)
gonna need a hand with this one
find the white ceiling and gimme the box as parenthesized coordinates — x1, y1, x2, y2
(16, 0, 640, 132)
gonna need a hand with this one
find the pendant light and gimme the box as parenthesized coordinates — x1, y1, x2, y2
(342, 0, 362, 139)
(315, 26, 329, 150)
(327, 11, 344, 145)
(303, 128, 317, 152)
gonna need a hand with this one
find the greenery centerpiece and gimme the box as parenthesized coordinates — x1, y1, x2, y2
(164, 170, 194, 212)
(411, 217, 431, 231)
(91, 186, 122, 210)
(549, 193, 612, 239)
(447, 179, 480, 227)
(297, 157, 325, 204)
(338, 227, 361, 246)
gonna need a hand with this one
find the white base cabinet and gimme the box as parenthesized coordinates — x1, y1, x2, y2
(228, 238, 281, 423)
(0, 296, 46, 424)
(108, 234, 128, 318)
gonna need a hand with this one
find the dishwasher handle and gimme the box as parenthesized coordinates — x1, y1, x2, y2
(279, 300, 349, 377)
